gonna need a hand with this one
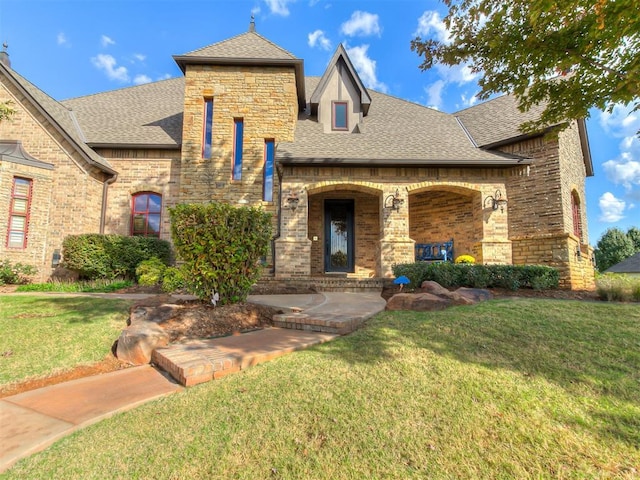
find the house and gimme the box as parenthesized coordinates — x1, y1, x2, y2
(604, 252, 640, 276)
(0, 23, 595, 290)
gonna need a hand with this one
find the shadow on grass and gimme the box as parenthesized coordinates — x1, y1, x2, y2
(319, 298, 640, 446)
(1, 295, 132, 324)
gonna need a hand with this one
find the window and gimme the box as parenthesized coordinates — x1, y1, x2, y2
(131, 192, 162, 237)
(571, 191, 583, 240)
(332, 101, 348, 131)
(6, 177, 32, 248)
(202, 98, 214, 159)
(232, 118, 244, 180)
(263, 139, 275, 202)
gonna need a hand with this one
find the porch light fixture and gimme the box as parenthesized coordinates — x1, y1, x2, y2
(285, 191, 300, 211)
(576, 246, 582, 260)
(384, 189, 404, 212)
(484, 189, 508, 212)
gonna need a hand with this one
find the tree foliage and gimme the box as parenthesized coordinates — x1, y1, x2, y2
(411, 0, 640, 132)
(0, 101, 15, 122)
(594, 227, 639, 272)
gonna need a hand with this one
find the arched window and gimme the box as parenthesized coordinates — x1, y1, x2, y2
(131, 192, 162, 237)
(571, 191, 582, 241)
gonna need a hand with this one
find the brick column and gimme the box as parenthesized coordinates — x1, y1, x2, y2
(275, 188, 312, 278)
(379, 188, 414, 277)
(477, 187, 512, 264)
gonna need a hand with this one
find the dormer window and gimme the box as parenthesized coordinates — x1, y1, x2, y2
(332, 101, 348, 131)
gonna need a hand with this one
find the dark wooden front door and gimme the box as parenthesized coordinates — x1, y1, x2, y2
(324, 200, 354, 273)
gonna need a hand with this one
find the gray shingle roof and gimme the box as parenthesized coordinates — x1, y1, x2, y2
(455, 94, 547, 148)
(277, 78, 528, 166)
(62, 77, 185, 147)
(605, 252, 640, 274)
(179, 31, 298, 61)
(1, 64, 115, 173)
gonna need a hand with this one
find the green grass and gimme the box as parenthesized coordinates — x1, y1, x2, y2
(15, 279, 133, 293)
(0, 296, 132, 388)
(2, 299, 640, 478)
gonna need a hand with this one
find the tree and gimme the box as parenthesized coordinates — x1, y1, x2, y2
(411, 0, 640, 133)
(594, 227, 638, 272)
(627, 226, 640, 251)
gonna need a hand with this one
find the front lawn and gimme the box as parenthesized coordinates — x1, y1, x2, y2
(0, 295, 132, 391)
(2, 299, 639, 478)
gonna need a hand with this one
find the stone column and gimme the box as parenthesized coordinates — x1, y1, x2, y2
(379, 187, 414, 277)
(477, 187, 512, 264)
(275, 187, 312, 278)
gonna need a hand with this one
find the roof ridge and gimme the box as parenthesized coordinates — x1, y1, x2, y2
(181, 31, 297, 59)
(62, 76, 181, 102)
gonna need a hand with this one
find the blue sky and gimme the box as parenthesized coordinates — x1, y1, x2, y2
(0, 0, 637, 245)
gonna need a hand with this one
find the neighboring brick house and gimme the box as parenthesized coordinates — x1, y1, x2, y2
(0, 26, 595, 289)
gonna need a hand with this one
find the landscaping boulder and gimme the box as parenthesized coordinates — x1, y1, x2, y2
(116, 322, 169, 365)
(386, 282, 492, 311)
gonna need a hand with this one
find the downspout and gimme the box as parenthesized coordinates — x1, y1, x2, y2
(272, 162, 284, 274)
(100, 172, 118, 234)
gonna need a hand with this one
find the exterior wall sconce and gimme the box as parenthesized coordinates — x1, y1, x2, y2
(484, 189, 508, 212)
(285, 192, 300, 211)
(576, 246, 582, 260)
(384, 188, 404, 212)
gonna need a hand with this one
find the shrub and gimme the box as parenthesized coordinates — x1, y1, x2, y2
(136, 257, 167, 286)
(62, 234, 171, 280)
(0, 259, 37, 285)
(595, 274, 640, 302)
(170, 202, 272, 304)
(392, 262, 559, 291)
(455, 254, 476, 264)
(161, 266, 188, 293)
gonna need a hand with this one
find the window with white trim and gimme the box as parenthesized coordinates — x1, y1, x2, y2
(6, 177, 32, 248)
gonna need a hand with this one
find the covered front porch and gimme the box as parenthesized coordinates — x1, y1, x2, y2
(273, 179, 511, 280)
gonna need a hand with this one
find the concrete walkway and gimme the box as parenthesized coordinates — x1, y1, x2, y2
(0, 291, 387, 473)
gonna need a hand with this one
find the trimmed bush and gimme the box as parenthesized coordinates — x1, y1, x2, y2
(62, 234, 171, 280)
(392, 262, 559, 291)
(170, 202, 272, 304)
(136, 257, 167, 286)
(0, 259, 37, 285)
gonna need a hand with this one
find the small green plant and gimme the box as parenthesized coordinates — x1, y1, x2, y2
(161, 266, 188, 293)
(0, 259, 37, 285)
(15, 279, 133, 293)
(135, 257, 167, 286)
(455, 254, 476, 264)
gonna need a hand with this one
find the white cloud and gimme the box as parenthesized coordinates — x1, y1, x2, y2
(341, 11, 381, 37)
(251, 6, 261, 15)
(133, 53, 146, 62)
(436, 63, 479, 85)
(460, 92, 479, 108)
(603, 157, 640, 191)
(263, 0, 294, 16)
(157, 73, 172, 81)
(133, 74, 152, 85)
(598, 192, 627, 222)
(425, 80, 445, 109)
(345, 44, 387, 93)
(57, 32, 69, 46)
(101, 35, 115, 47)
(414, 11, 450, 44)
(308, 30, 331, 50)
(91, 54, 129, 82)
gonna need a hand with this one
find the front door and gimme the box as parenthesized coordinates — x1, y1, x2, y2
(324, 200, 354, 273)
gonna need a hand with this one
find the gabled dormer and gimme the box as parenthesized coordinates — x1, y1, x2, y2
(310, 44, 371, 134)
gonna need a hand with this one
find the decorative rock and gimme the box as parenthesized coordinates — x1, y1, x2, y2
(421, 281, 451, 296)
(116, 322, 170, 365)
(455, 287, 493, 302)
(386, 293, 450, 311)
(386, 281, 492, 311)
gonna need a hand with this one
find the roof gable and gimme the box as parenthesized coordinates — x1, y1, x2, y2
(310, 44, 371, 116)
(0, 63, 115, 174)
